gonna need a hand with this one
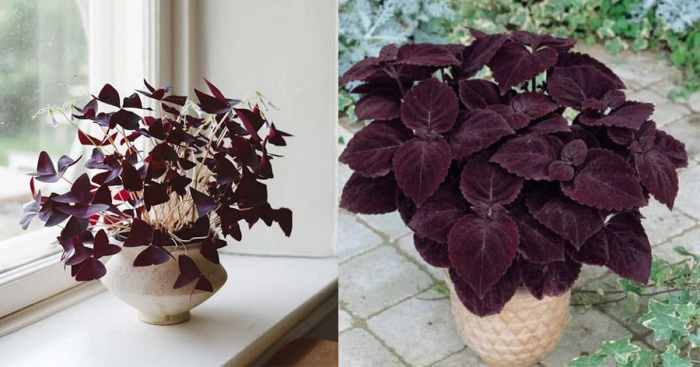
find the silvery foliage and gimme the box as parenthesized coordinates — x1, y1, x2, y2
(339, 0, 453, 75)
(633, 0, 700, 33)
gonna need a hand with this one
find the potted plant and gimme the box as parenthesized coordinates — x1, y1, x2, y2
(21, 79, 293, 325)
(338, 30, 688, 366)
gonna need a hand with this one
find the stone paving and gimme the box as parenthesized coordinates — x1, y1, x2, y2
(337, 45, 700, 367)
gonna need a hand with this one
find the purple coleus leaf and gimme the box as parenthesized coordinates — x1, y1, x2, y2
(511, 206, 566, 264)
(449, 109, 514, 159)
(556, 52, 625, 89)
(509, 92, 559, 121)
(459, 155, 523, 208)
(520, 257, 581, 299)
(456, 32, 508, 79)
(526, 193, 604, 249)
(561, 149, 646, 210)
(448, 265, 520, 317)
(578, 101, 654, 130)
(512, 31, 576, 51)
(340, 173, 398, 214)
(596, 212, 652, 284)
(30, 151, 81, 183)
(654, 130, 688, 169)
(458, 79, 503, 110)
(413, 235, 450, 267)
(339, 121, 410, 177)
(547, 65, 622, 110)
(490, 133, 561, 180)
(487, 40, 558, 92)
(355, 93, 401, 121)
(395, 43, 461, 67)
(396, 190, 416, 225)
(448, 214, 519, 297)
(527, 115, 571, 135)
(393, 138, 452, 206)
(409, 184, 467, 243)
(400, 78, 459, 135)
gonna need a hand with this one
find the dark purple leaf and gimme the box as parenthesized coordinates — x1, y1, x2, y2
(512, 31, 576, 51)
(520, 258, 581, 299)
(355, 93, 401, 121)
(414, 235, 450, 267)
(600, 212, 652, 284)
(340, 173, 398, 214)
(458, 79, 502, 110)
(124, 218, 154, 247)
(190, 188, 217, 218)
(457, 33, 508, 78)
(52, 174, 93, 204)
(459, 156, 523, 207)
(561, 139, 588, 166)
(195, 277, 214, 292)
(173, 255, 201, 288)
(120, 161, 143, 192)
(448, 214, 519, 297)
(511, 207, 566, 264)
(490, 134, 561, 180)
(396, 43, 460, 67)
(340, 57, 382, 85)
(510, 92, 558, 120)
(273, 207, 293, 236)
(449, 109, 514, 159)
(526, 193, 604, 249)
(75, 258, 107, 281)
(97, 84, 120, 107)
(449, 265, 519, 317)
(555, 52, 625, 89)
(409, 185, 467, 243)
(339, 121, 409, 177)
(572, 231, 610, 266)
(92, 229, 121, 258)
(396, 190, 416, 225)
(200, 237, 226, 264)
(393, 138, 452, 206)
(561, 149, 646, 210)
(144, 181, 170, 209)
(528, 115, 571, 135)
(235, 171, 268, 208)
(579, 102, 654, 130)
(547, 65, 622, 110)
(110, 109, 141, 130)
(133, 245, 171, 267)
(548, 160, 575, 181)
(400, 78, 458, 134)
(195, 89, 231, 114)
(655, 130, 688, 168)
(488, 41, 558, 92)
(635, 149, 678, 209)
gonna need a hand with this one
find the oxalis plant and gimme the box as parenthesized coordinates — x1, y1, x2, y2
(21, 80, 292, 291)
(338, 29, 688, 316)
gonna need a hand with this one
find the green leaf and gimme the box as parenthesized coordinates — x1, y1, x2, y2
(569, 352, 608, 367)
(661, 345, 691, 367)
(601, 338, 640, 364)
(627, 348, 656, 367)
(640, 300, 689, 341)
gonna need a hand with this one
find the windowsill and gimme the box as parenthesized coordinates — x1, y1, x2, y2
(0, 253, 338, 366)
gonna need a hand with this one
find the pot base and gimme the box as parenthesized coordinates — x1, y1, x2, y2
(138, 311, 191, 325)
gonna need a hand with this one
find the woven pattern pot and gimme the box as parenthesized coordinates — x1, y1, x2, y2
(445, 276, 570, 367)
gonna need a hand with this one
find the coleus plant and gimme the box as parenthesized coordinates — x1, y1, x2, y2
(338, 30, 689, 316)
(21, 79, 292, 292)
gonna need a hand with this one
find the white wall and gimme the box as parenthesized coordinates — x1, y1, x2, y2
(196, 1, 338, 257)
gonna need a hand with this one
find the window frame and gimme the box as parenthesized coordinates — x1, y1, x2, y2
(0, 0, 166, 319)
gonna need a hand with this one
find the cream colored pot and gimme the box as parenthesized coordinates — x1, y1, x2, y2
(100, 242, 227, 325)
(445, 275, 570, 367)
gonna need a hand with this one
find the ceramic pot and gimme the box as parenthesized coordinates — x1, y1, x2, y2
(445, 275, 570, 367)
(100, 242, 227, 325)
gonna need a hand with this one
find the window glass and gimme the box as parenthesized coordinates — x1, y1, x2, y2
(0, 0, 88, 272)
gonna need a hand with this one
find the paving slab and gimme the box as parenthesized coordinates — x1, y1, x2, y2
(340, 328, 405, 367)
(640, 199, 696, 245)
(664, 116, 700, 163)
(367, 289, 464, 367)
(337, 211, 383, 260)
(340, 246, 434, 318)
(675, 165, 700, 220)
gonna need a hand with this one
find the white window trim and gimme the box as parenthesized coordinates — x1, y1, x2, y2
(0, 0, 171, 320)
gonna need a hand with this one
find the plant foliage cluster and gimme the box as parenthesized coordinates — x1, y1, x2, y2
(570, 247, 700, 366)
(338, 31, 688, 316)
(450, 0, 700, 98)
(21, 80, 292, 291)
(339, 0, 454, 121)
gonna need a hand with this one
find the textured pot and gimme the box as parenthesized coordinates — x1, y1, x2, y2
(445, 275, 570, 367)
(101, 242, 227, 325)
